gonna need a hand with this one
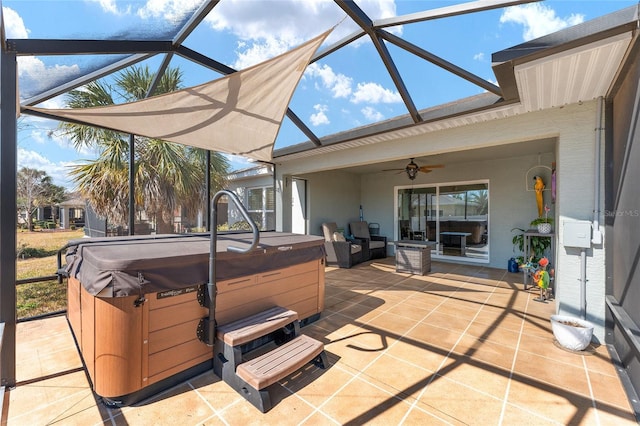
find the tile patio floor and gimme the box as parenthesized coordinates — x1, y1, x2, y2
(3, 259, 638, 425)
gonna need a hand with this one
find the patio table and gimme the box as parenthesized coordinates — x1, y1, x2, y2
(440, 231, 472, 255)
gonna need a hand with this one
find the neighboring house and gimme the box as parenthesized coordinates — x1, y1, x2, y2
(57, 196, 86, 229)
(227, 164, 275, 231)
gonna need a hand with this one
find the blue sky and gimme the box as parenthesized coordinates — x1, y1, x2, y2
(5, 0, 637, 190)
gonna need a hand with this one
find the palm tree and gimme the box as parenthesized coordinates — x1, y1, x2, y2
(61, 65, 229, 233)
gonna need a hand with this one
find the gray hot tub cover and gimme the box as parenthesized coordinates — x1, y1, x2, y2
(65, 232, 325, 297)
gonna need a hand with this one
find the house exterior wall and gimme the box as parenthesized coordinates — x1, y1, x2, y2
(274, 100, 606, 339)
(283, 169, 362, 237)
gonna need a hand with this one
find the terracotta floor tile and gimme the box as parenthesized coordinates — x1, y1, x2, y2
(588, 369, 635, 411)
(583, 346, 624, 376)
(405, 322, 463, 352)
(464, 321, 522, 348)
(384, 300, 433, 322)
(452, 335, 517, 370)
(385, 337, 453, 373)
(418, 376, 505, 425)
(6, 260, 637, 425)
(501, 402, 567, 425)
(320, 376, 413, 425)
(421, 310, 473, 332)
(187, 372, 244, 411)
(282, 361, 354, 407)
(6, 370, 104, 425)
(513, 351, 591, 397)
(506, 376, 593, 423)
(438, 359, 511, 399)
(473, 309, 526, 332)
(366, 311, 420, 336)
(361, 353, 433, 400)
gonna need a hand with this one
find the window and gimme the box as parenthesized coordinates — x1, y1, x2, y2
(247, 186, 275, 231)
(396, 181, 489, 262)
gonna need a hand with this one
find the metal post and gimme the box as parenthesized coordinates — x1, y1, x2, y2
(206, 151, 211, 231)
(128, 134, 135, 235)
(580, 248, 587, 319)
(0, 48, 17, 387)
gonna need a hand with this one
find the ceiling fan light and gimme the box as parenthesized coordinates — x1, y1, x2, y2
(405, 159, 419, 180)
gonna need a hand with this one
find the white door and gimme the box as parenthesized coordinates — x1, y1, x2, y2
(291, 178, 307, 234)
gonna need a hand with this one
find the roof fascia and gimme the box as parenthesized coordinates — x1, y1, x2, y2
(609, 31, 640, 99)
(492, 5, 639, 102)
(492, 5, 638, 64)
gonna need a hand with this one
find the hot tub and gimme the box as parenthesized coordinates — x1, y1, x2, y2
(64, 232, 326, 405)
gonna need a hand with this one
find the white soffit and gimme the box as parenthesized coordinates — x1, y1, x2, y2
(276, 102, 527, 162)
(514, 32, 632, 112)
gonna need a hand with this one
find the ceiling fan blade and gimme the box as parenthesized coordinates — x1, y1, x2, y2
(381, 168, 404, 172)
(419, 164, 445, 171)
(420, 168, 433, 174)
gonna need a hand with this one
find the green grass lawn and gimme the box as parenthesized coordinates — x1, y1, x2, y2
(17, 229, 84, 319)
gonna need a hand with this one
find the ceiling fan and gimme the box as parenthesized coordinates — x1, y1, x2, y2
(383, 158, 445, 180)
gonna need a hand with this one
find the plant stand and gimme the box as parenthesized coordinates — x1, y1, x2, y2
(523, 229, 555, 290)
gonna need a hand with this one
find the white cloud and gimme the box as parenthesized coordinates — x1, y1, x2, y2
(17, 149, 76, 189)
(3, 8, 81, 99)
(137, 0, 202, 20)
(2, 7, 28, 38)
(87, 0, 121, 15)
(500, 4, 584, 41)
(18, 57, 81, 100)
(473, 52, 485, 61)
(233, 37, 292, 70)
(206, 0, 401, 66)
(310, 104, 330, 126)
(350, 82, 401, 104)
(305, 63, 352, 99)
(361, 106, 383, 122)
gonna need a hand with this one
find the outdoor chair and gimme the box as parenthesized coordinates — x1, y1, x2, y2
(321, 222, 363, 268)
(349, 221, 387, 261)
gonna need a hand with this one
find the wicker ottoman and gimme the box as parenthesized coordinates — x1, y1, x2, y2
(395, 243, 431, 275)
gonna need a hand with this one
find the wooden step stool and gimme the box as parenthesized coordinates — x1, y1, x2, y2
(213, 306, 328, 412)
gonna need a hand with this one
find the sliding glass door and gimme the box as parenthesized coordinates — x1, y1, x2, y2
(396, 182, 489, 261)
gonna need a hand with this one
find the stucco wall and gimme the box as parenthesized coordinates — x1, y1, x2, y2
(359, 151, 556, 268)
(301, 169, 363, 237)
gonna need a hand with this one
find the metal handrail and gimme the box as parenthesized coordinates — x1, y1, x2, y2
(206, 189, 260, 345)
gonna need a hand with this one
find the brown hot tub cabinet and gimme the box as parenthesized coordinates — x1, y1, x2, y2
(65, 232, 326, 406)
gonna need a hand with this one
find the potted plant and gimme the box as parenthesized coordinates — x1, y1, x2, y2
(531, 205, 553, 233)
(511, 227, 551, 265)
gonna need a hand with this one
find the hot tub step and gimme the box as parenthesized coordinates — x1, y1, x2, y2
(216, 306, 299, 346)
(236, 334, 326, 389)
(212, 306, 328, 412)
(233, 334, 327, 412)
